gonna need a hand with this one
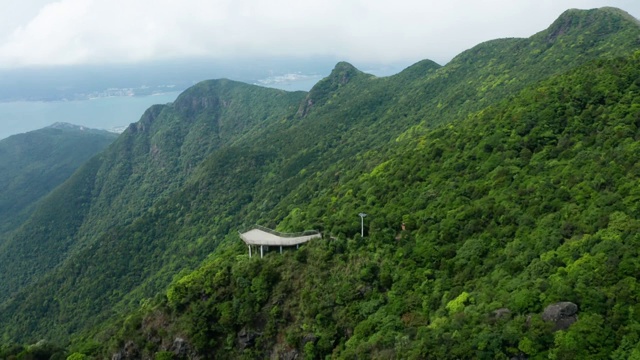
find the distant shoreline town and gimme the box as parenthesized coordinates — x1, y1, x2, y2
(86, 84, 178, 100)
(0, 85, 182, 103)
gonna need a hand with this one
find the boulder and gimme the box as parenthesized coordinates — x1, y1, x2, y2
(111, 341, 139, 360)
(492, 308, 512, 320)
(281, 349, 300, 360)
(124, 341, 140, 359)
(302, 333, 317, 346)
(542, 301, 578, 331)
(238, 327, 259, 349)
(171, 337, 191, 358)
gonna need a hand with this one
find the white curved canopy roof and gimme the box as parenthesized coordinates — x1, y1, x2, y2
(239, 227, 321, 246)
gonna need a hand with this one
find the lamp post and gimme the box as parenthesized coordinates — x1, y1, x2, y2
(358, 212, 367, 237)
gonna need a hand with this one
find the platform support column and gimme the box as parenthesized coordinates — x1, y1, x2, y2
(280, 246, 283, 254)
(248, 245, 252, 258)
(260, 245, 264, 258)
(296, 244, 299, 249)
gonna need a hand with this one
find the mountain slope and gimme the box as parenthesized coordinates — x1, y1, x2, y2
(0, 82, 305, 304)
(0, 123, 117, 237)
(104, 51, 640, 360)
(0, 6, 639, 348)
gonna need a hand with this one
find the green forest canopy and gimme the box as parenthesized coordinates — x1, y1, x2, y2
(1, 7, 640, 360)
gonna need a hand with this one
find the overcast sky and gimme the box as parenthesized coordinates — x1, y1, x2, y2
(0, 0, 639, 68)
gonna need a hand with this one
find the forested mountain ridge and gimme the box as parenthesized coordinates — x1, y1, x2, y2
(394, 7, 640, 125)
(101, 49, 640, 360)
(0, 82, 304, 304)
(0, 6, 639, 358)
(0, 124, 117, 238)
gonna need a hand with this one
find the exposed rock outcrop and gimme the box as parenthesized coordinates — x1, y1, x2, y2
(542, 301, 578, 331)
(492, 308, 512, 320)
(238, 327, 260, 349)
(278, 349, 300, 360)
(111, 341, 139, 360)
(170, 337, 193, 358)
(302, 333, 318, 347)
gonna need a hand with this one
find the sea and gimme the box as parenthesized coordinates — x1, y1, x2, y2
(0, 92, 181, 140)
(0, 74, 326, 140)
(0, 61, 408, 141)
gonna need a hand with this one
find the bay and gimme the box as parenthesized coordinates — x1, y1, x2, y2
(0, 92, 180, 140)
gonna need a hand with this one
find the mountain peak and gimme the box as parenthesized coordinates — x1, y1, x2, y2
(328, 61, 362, 85)
(395, 59, 441, 80)
(545, 7, 640, 43)
(297, 61, 369, 117)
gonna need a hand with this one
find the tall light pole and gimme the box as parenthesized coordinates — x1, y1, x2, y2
(359, 213, 367, 237)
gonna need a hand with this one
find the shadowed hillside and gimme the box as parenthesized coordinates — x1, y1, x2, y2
(0, 123, 117, 238)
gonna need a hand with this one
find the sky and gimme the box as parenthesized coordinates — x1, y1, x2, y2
(0, 0, 639, 68)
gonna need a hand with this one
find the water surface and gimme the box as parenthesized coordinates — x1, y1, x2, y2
(0, 92, 180, 140)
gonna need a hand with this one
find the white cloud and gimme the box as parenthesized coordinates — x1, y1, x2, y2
(0, 0, 638, 68)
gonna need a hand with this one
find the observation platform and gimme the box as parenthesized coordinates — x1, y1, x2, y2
(239, 225, 321, 258)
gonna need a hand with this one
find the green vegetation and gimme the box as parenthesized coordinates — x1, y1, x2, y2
(0, 340, 67, 360)
(1, 6, 640, 359)
(92, 52, 640, 359)
(0, 124, 116, 238)
(0, 83, 304, 308)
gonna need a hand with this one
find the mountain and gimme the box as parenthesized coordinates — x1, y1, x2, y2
(0, 123, 117, 237)
(0, 81, 304, 306)
(0, 7, 639, 359)
(117, 52, 640, 360)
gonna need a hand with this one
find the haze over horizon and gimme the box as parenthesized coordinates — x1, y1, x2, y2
(0, 0, 639, 69)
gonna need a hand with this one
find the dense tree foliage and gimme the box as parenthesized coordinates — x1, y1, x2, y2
(0, 83, 304, 306)
(0, 124, 116, 238)
(88, 52, 640, 359)
(1, 7, 640, 359)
